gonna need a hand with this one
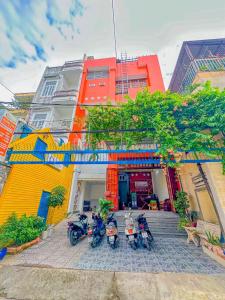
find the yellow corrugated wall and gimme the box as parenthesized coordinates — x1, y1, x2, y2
(0, 130, 74, 225)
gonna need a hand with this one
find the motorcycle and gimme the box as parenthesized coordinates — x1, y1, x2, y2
(136, 213, 153, 250)
(124, 210, 138, 250)
(67, 213, 88, 246)
(106, 213, 119, 249)
(88, 213, 106, 248)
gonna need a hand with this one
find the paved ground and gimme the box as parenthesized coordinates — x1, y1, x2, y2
(2, 214, 225, 274)
(0, 266, 225, 300)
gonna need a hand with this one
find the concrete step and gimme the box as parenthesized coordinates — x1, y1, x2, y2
(115, 211, 185, 238)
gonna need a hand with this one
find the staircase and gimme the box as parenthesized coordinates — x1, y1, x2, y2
(115, 210, 187, 238)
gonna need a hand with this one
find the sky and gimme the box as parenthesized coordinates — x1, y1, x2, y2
(1, 0, 225, 101)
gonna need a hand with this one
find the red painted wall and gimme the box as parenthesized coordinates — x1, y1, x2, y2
(69, 55, 165, 209)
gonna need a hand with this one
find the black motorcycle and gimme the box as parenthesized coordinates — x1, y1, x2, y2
(67, 214, 88, 246)
(136, 213, 153, 250)
(106, 213, 119, 249)
(88, 213, 106, 248)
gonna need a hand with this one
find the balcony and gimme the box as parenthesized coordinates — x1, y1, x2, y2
(180, 57, 225, 93)
(44, 66, 61, 78)
(63, 60, 83, 70)
(52, 89, 78, 103)
(50, 119, 72, 131)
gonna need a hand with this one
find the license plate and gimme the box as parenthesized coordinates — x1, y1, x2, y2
(128, 235, 134, 241)
(128, 229, 133, 234)
(88, 237, 93, 242)
(109, 236, 115, 241)
(142, 232, 148, 238)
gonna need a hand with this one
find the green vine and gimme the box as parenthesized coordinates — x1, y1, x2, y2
(86, 82, 225, 171)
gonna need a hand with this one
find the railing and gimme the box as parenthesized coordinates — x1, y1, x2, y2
(6, 147, 224, 165)
(53, 89, 78, 98)
(63, 60, 83, 69)
(44, 66, 62, 77)
(50, 120, 72, 130)
(180, 57, 225, 93)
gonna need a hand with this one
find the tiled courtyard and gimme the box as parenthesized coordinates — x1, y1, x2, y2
(2, 216, 225, 274)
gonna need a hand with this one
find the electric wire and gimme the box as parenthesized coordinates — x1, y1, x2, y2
(0, 101, 121, 107)
(0, 81, 14, 95)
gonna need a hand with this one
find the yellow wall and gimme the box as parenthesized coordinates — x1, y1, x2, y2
(0, 131, 74, 225)
(179, 163, 220, 225)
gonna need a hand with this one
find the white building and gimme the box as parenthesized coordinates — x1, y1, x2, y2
(29, 58, 84, 142)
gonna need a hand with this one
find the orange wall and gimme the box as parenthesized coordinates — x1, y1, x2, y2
(70, 55, 165, 144)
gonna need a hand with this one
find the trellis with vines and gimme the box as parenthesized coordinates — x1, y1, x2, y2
(86, 82, 225, 173)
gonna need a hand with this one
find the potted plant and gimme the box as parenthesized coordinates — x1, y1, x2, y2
(174, 191, 190, 216)
(205, 231, 222, 254)
(177, 217, 191, 231)
(47, 185, 66, 230)
(186, 210, 198, 227)
(98, 198, 114, 221)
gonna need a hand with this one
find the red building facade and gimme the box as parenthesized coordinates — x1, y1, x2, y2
(70, 55, 168, 210)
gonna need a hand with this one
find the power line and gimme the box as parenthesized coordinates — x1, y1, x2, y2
(0, 81, 14, 96)
(14, 127, 156, 135)
(111, 0, 118, 58)
(0, 101, 121, 107)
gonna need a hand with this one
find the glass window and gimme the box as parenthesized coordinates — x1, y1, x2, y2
(41, 80, 57, 97)
(116, 79, 147, 94)
(33, 138, 47, 160)
(31, 113, 47, 129)
(87, 70, 109, 80)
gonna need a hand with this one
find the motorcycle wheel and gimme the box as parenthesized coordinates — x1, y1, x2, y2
(69, 231, 79, 246)
(146, 239, 151, 251)
(130, 240, 137, 250)
(110, 242, 116, 249)
(90, 237, 99, 248)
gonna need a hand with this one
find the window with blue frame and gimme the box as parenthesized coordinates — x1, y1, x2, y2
(64, 153, 71, 167)
(33, 138, 47, 160)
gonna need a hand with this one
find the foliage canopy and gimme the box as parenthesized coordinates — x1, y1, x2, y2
(86, 83, 225, 171)
(48, 186, 66, 208)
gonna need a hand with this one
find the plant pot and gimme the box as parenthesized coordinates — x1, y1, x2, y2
(212, 245, 221, 255)
(7, 237, 40, 255)
(41, 230, 49, 240)
(48, 226, 54, 237)
(217, 247, 225, 258)
(0, 248, 7, 260)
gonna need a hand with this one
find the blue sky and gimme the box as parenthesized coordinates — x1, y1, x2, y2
(1, 0, 225, 100)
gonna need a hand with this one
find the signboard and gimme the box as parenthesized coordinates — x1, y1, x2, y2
(0, 110, 17, 161)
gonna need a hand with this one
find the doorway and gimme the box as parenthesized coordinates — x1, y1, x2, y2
(37, 191, 50, 222)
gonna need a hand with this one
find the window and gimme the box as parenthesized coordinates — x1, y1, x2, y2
(31, 113, 47, 129)
(116, 79, 147, 94)
(41, 80, 57, 97)
(33, 138, 47, 160)
(87, 70, 109, 80)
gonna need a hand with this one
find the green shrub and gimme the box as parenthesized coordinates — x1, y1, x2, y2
(98, 198, 114, 221)
(177, 217, 190, 231)
(205, 231, 221, 246)
(0, 213, 47, 247)
(174, 191, 190, 218)
(48, 186, 66, 208)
